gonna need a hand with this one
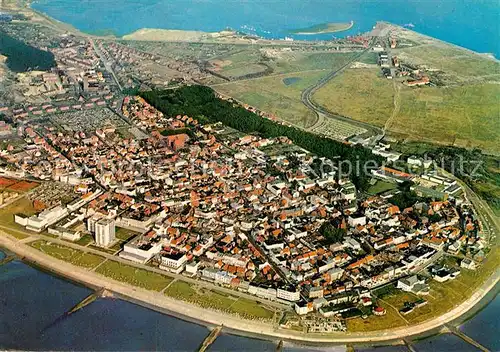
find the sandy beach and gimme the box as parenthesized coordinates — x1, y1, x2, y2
(122, 28, 211, 42)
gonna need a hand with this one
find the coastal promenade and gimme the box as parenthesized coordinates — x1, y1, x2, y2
(1, 232, 498, 344)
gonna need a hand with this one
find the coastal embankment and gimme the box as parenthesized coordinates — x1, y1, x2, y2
(1, 232, 498, 345)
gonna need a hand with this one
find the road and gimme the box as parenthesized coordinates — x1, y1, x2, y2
(439, 168, 499, 244)
(90, 38, 123, 92)
(300, 44, 384, 143)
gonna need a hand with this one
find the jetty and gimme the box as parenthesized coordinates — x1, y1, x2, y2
(445, 325, 489, 352)
(198, 325, 223, 352)
(67, 288, 113, 315)
(0, 254, 15, 265)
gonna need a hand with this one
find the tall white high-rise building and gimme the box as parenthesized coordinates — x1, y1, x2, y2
(94, 218, 116, 247)
(87, 213, 103, 233)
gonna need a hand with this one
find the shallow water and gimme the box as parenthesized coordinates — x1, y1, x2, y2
(1, 253, 498, 351)
(208, 333, 277, 351)
(459, 294, 500, 351)
(36, 298, 209, 351)
(354, 345, 409, 352)
(283, 77, 302, 86)
(32, 0, 500, 58)
(412, 333, 480, 352)
(0, 260, 92, 350)
(284, 343, 346, 352)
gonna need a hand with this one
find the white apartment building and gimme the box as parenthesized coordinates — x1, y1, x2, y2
(95, 218, 116, 247)
(277, 287, 301, 302)
(159, 252, 187, 274)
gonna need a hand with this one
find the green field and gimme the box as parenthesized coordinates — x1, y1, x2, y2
(75, 234, 93, 246)
(349, 249, 500, 331)
(95, 260, 172, 291)
(313, 68, 395, 127)
(390, 83, 500, 153)
(311, 36, 500, 154)
(314, 68, 500, 153)
(115, 227, 140, 241)
(213, 71, 327, 128)
(29, 240, 105, 269)
(272, 52, 359, 74)
(367, 180, 398, 195)
(209, 48, 267, 78)
(0, 196, 37, 239)
(0, 196, 36, 228)
(394, 44, 500, 82)
(228, 297, 276, 320)
(347, 300, 408, 332)
(210, 50, 360, 79)
(88, 244, 116, 255)
(164, 281, 275, 320)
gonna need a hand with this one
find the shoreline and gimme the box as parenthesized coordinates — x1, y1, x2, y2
(291, 21, 354, 36)
(1, 233, 498, 345)
(381, 21, 500, 62)
(15, 3, 498, 59)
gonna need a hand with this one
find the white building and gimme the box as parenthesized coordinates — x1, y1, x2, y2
(295, 301, 313, 315)
(344, 237, 362, 251)
(185, 261, 201, 276)
(215, 270, 236, 285)
(348, 215, 367, 227)
(397, 275, 430, 295)
(94, 218, 116, 247)
(248, 285, 277, 300)
(461, 258, 477, 270)
(341, 183, 356, 201)
(159, 252, 187, 274)
(328, 267, 345, 281)
(87, 213, 104, 233)
(277, 287, 301, 302)
(407, 156, 432, 169)
(119, 235, 163, 264)
(308, 286, 324, 299)
(17, 205, 69, 233)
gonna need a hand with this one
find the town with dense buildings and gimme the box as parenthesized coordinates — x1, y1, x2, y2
(0, 3, 497, 339)
(0, 88, 490, 331)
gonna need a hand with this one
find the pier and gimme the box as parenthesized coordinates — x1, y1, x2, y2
(66, 288, 112, 315)
(446, 325, 490, 352)
(403, 339, 417, 352)
(198, 325, 223, 352)
(0, 254, 15, 265)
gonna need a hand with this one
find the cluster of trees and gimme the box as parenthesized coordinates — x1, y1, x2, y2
(160, 127, 192, 137)
(390, 181, 425, 209)
(404, 145, 499, 210)
(319, 222, 346, 244)
(0, 31, 56, 72)
(0, 113, 13, 124)
(141, 86, 383, 191)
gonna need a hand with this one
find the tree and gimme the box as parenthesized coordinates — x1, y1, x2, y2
(140, 86, 384, 191)
(320, 222, 346, 244)
(390, 181, 421, 209)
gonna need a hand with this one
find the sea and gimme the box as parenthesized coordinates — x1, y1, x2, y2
(30, 0, 500, 58)
(0, 250, 498, 351)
